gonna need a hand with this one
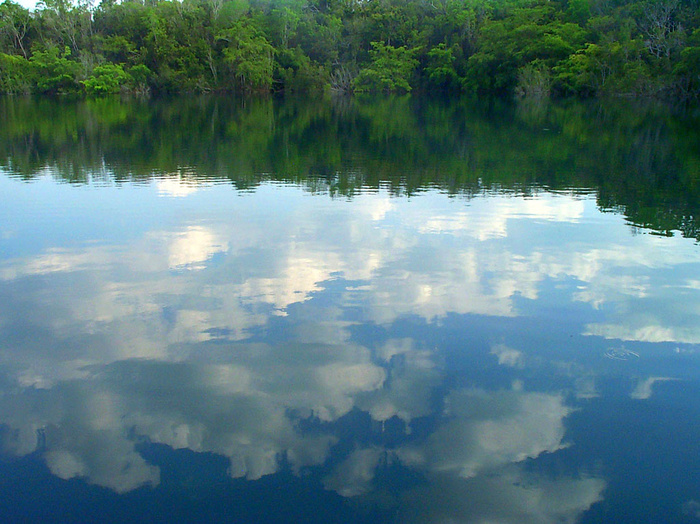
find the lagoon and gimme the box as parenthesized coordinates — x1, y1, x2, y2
(0, 95, 699, 523)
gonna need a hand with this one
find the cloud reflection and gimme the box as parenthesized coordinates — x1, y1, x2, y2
(630, 377, 678, 400)
(397, 386, 571, 478)
(1, 183, 697, 519)
(160, 225, 229, 270)
(156, 172, 208, 198)
(2, 189, 699, 346)
(397, 467, 605, 524)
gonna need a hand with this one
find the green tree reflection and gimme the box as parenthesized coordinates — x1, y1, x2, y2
(0, 95, 698, 239)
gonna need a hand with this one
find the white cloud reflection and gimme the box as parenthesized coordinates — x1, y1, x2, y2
(397, 386, 571, 478)
(630, 377, 678, 400)
(160, 225, 229, 270)
(322, 384, 575, 495)
(397, 467, 605, 524)
(0, 183, 696, 517)
(320, 382, 603, 524)
(491, 343, 524, 367)
(2, 189, 698, 346)
(156, 174, 207, 198)
(419, 195, 586, 240)
(1, 353, 594, 522)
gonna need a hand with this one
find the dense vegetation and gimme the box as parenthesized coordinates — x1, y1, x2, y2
(1, 0, 699, 98)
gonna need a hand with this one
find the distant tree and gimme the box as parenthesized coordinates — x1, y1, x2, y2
(637, 0, 684, 59)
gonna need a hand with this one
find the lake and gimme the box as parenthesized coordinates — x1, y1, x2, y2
(0, 94, 699, 523)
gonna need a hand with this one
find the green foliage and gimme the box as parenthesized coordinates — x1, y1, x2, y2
(267, 4, 301, 49)
(674, 28, 700, 98)
(127, 63, 153, 93)
(465, 3, 587, 95)
(0, 51, 31, 93)
(0, 0, 699, 99)
(516, 61, 552, 98)
(566, 0, 591, 25)
(94, 35, 137, 64)
(554, 35, 664, 97)
(82, 62, 133, 94)
(426, 43, 460, 91)
(219, 19, 275, 91)
(142, 1, 212, 92)
(0, 0, 32, 57)
(35, 0, 92, 54)
(354, 41, 419, 93)
(275, 46, 327, 92)
(29, 45, 80, 94)
(93, 0, 150, 55)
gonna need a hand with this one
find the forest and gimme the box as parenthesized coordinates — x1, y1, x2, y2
(1, 0, 699, 98)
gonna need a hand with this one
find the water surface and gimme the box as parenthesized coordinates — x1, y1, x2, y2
(1, 95, 699, 523)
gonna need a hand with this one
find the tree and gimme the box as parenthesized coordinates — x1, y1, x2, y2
(0, 0, 32, 57)
(0, 51, 31, 92)
(142, 0, 212, 91)
(29, 45, 80, 94)
(674, 28, 700, 98)
(637, 0, 683, 59)
(465, 2, 587, 95)
(425, 43, 460, 91)
(82, 62, 133, 94)
(35, 0, 92, 54)
(218, 19, 275, 91)
(354, 41, 419, 92)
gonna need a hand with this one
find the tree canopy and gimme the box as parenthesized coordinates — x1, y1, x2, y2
(1, 0, 699, 98)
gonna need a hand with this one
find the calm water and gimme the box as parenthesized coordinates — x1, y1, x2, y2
(0, 95, 699, 523)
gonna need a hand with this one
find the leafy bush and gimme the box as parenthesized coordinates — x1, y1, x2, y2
(82, 63, 133, 94)
(274, 47, 327, 92)
(0, 52, 31, 93)
(29, 46, 80, 94)
(425, 44, 461, 91)
(354, 42, 419, 93)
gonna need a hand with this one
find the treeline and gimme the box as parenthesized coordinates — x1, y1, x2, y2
(1, 0, 699, 98)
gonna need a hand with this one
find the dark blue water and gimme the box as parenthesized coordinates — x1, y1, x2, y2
(0, 95, 699, 523)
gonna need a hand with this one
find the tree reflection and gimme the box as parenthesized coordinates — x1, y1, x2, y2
(0, 94, 698, 240)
